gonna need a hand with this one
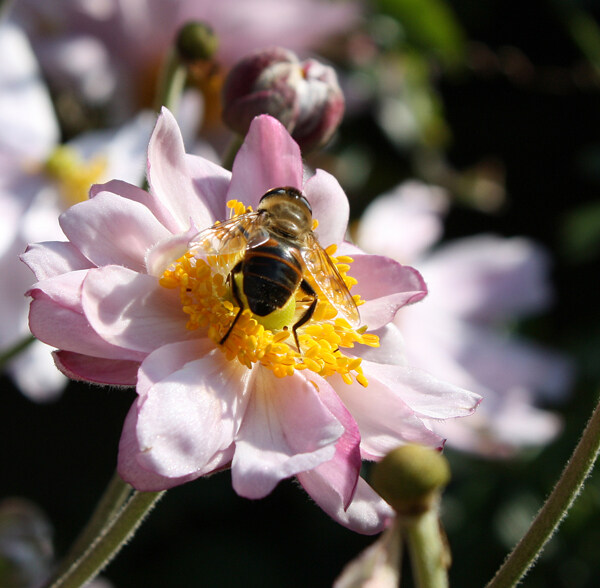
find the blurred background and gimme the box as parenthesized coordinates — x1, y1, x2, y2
(2, 0, 600, 586)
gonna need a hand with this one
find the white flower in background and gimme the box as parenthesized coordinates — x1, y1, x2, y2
(0, 21, 154, 401)
(357, 181, 573, 456)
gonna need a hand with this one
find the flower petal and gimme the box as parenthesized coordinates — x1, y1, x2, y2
(90, 179, 180, 234)
(59, 191, 170, 272)
(81, 265, 191, 353)
(227, 114, 304, 208)
(232, 369, 343, 499)
(133, 346, 249, 478)
(21, 241, 93, 281)
(27, 271, 144, 361)
(304, 169, 349, 248)
(53, 350, 139, 386)
(360, 359, 482, 420)
(296, 378, 361, 511)
(147, 107, 215, 231)
(332, 374, 444, 460)
(118, 400, 209, 491)
(351, 254, 427, 330)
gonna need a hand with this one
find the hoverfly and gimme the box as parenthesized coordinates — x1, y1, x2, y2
(188, 186, 360, 350)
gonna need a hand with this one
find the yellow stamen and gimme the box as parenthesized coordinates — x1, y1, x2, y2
(45, 146, 108, 206)
(160, 200, 379, 386)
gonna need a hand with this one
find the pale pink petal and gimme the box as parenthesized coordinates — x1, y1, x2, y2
(133, 347, 250, 478)
(53, 350, 139, 386)
(147, 107, 215, 231)
(145, 225, 201, 278)
(351, 324, 407, 366)
(136, 339, 216, 397)
(21, 241, 93, 281)
(351, 254, 427, 330)
(422, 235, 552, 322)
(302, 472, 393, 535)
(357, 180, 448, 262)
(27, 274, 144, 361)
(59, 191, 170, 272)
(185, 153, 232, 223)
(90, 179, 180, 234)
(296, 378, 361, 510)
(360, 359, 482, 420)
(81, 265, 192, 353)
(118, 400, 207, 491)
(226, 115, 304, 208)
(332, 374, 444, 460)
(304, 169, 349, 248)
(232, 369, 343, 499)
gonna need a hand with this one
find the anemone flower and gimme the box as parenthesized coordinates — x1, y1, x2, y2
(357, 181, 573, 457)
(0, 21, 153, 400)
(23, 109, 480, 533)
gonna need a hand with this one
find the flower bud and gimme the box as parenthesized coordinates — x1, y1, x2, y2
(222, 47, 344, 152)
(176, 21, 219, 62)
(370, 444, 451, 516)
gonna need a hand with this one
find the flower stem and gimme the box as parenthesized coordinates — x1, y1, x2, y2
(402, 507, 449, 588)
(0, 335, 35, 369)
(44, 482, 164, 588)
(486, 394, 600, 588)
(48, 472, 133, 584)
(154, 49, 188, 115)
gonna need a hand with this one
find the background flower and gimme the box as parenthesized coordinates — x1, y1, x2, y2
(356, 181, 573, 456)
(0, 21, 153, 400)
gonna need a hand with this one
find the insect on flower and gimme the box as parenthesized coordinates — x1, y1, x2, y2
(188, 186, 360, 350)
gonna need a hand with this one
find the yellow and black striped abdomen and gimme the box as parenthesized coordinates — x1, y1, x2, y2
(242, 238, 303, 316)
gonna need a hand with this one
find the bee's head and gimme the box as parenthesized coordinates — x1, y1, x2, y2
(258, 187, 312, 237)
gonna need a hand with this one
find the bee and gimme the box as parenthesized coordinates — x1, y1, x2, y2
(189, 186, 360, 350)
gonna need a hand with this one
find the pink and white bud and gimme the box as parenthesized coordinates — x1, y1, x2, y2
(222, 47, 344, 151)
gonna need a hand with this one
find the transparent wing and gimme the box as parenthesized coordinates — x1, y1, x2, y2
(188, 212, 267, 256)
(301, 234, 360, 327)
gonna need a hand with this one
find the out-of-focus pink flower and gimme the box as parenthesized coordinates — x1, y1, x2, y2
(222, 46, 344, 151)
(357, 181, 573, 457)
(12, 0, 362, 117)
(23, 110, 480, 533)
(0, 21, 153, 401)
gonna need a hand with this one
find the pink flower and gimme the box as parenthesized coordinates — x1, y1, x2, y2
(357, 181, 573, 457)
(12, 0, 361, 115)
(0, 21, 152, 401)
(23, 110, 480, 533)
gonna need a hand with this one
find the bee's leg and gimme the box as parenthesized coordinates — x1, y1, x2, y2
(220, 262, 244, 345)
(292, 279, 317, 352)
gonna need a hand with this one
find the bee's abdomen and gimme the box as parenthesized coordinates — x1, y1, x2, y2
(243, 241, 303, 316)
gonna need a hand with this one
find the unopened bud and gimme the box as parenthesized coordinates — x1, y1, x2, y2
(371, 445, 450, 515)
(222, 47, 344, 152)
(176, 21, 218, 62)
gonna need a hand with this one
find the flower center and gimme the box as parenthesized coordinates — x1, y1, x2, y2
(160, 201, 378, 386)
(44, 146, 107, 206)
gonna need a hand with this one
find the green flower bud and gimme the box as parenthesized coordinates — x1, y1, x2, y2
(176, 21, 219, 62)
(371, 444, 451, 515)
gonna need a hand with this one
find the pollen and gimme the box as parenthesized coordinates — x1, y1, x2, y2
(159, 200, 378, 386)
(44, 146, 108, 206)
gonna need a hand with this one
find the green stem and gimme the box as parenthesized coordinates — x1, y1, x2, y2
(49, 472, 133, 584)
(402, 507, 449, 588)
(154, 49, 188, 115)
(486, 394, 600, 588)
(0, 335, 36, 370)
(46, 489, 165, 588)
